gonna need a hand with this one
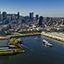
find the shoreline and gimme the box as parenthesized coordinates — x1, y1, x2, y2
(0, 33, 64, 42)
(41, 32, 64, 42)
(0, 33, 41, 39)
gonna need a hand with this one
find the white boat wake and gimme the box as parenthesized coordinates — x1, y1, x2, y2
(21, 44, 34, 51)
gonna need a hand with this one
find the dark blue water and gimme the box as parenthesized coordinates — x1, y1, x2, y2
(0, 35, 64, 64)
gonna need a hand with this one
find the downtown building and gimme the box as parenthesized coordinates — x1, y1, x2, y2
(38, 16, 43, 25)
(0, 11, 1, 22)
(2, 12, 7, 21)
(29, 12, 34, 21)
(17, 12, 20, 20)
(36, 15, 39, 21)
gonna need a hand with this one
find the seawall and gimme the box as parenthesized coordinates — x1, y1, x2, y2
(10, 33, 41, 38)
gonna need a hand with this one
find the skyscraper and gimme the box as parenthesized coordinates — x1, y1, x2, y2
(0, 11, 1, 21)
(12, 14, 15, 20)
(46, 17, 50, 22)
(17, 12, 20, 19)
(62, 19, 64, 25)
(11, 16, 13, 21)
(29, 12, 34, 21)
(36, 15, 38, 21)
(2, 12, 7, 21)
(30, 13, 32, 21)
(38, 16, 43, 25)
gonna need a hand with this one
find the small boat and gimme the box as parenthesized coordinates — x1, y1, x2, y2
(42, 40, 52, 47)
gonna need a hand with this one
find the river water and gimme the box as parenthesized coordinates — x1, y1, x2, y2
(0, 35, 64, 64)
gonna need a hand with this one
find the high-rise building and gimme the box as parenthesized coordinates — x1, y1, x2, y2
(46, 17, 50, 22)
(11, 16, 13, 21)
(30, 13, 32, 21)
(2, 12, 7, 21)
(12, 14, 15, 20)
(62, 19, 64, 25)
(0, 11, 1, 21)
(36, 15, 38, 21)
(29, 12, 34, 21)
(17, 12, 20, 19)
(38, 16, 43, 25)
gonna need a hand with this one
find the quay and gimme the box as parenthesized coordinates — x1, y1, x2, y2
(41, 32, 64, 42)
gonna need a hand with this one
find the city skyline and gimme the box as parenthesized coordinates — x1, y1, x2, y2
(0, 0, 64, 17)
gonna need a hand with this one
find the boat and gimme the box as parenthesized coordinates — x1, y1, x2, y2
(42, 40, 52, 47)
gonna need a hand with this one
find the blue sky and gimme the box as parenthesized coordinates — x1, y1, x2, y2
(0, 0, 64, 17)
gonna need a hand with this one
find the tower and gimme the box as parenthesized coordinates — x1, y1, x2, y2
(29, 12, 34, 21)
(38, 16, 43, 25)
(17, 12, 20, 19)
(62, 19, 64, 25)
(2, 12, 7, 21)
(0, 11, 1, 21)
(36, 15, 38, 21)
(46, 17, 50, 22)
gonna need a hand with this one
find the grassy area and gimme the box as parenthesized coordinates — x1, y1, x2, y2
(22, 27, 29, 30)
(12, 49, 25, 53)
(9, 38, 23, 49)
(0, 31, 41, 37)
(0, 49, 24, 53)
(0, 33, 20, 37)
(0, 33, 11, 37)
(12, 33, 20, 35)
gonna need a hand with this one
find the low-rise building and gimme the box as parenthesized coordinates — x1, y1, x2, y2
(0, 38, 9, 50)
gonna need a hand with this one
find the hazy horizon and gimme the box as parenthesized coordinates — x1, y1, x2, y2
(0, 0, 64, 17)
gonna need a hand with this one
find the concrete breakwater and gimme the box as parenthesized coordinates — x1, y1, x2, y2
(41, 32, 64, 42)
